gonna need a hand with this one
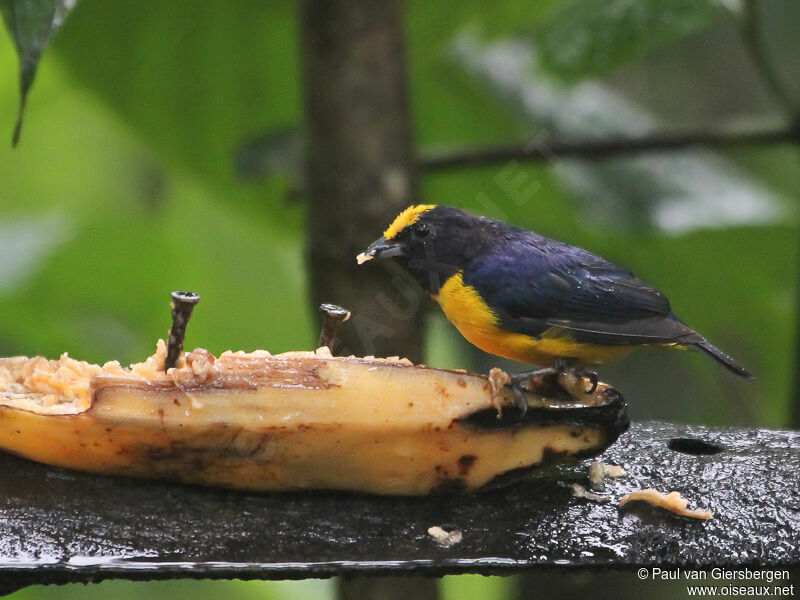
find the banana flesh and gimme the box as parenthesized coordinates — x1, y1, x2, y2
(0, 342, 628, 495)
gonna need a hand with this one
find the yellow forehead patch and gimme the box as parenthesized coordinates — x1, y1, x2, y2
(383, 205, 436, 239)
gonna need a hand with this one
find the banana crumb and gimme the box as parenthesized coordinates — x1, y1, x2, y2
(619, 488, 712, 520)
(487, 367, 511, 416)
(427, 526, 462, 547)
(569, 482, 611, 503)
(588, 461, 628, 490)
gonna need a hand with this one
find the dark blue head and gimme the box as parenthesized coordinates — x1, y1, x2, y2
(358, 205, 501, 294)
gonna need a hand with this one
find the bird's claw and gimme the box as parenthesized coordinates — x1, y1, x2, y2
(510, 382, 528, 419)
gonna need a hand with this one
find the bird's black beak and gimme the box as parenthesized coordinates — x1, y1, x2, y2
(356, 236, 407, 265)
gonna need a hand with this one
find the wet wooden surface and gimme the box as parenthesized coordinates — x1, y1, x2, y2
(0, 421, 797, 593)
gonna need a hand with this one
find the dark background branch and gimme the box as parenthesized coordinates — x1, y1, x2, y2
(300, 1, 436, 598)
(301, 0, 424, 362)
(419, 126, 799, 171)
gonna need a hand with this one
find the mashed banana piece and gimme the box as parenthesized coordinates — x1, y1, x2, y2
(0, 341, 420, 414)
(619, 488, 712, 520)
(570, 482, 610, 503)
(588, 461, 627, 490)
(487, 367, 511, 415)
(0, 354, 128, 413)
(427, 526, 462, 547)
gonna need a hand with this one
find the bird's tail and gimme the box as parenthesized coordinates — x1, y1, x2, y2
(690, 337, 754, 380)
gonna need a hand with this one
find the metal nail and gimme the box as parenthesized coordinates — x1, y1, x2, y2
(318, 303, 351, 352)
(165, 290, 200, 371)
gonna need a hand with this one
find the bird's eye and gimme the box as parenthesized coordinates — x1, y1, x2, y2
(414, 222, 433, 239)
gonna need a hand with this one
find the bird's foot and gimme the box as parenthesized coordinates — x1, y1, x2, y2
(506, 364, 599, 418)
(553, 366, 599, 394)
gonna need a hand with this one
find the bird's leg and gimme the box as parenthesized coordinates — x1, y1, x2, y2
(508, 367, 559, 386)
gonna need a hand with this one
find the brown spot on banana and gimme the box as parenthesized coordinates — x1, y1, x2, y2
(457, 454, 477, 476)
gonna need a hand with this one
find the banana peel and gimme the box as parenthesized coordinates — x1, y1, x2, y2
(0, 341, 628, 495)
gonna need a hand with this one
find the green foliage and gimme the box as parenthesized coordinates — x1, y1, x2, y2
(409, 0, 562, 41)
(51, 0, 299, 203)
(0, 0, 75, 145)
(537, 0, 723, 80)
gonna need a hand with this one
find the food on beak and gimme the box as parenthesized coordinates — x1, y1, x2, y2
(357, 236, 406, 264)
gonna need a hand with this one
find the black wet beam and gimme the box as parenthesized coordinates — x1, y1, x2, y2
(0, 421, 798, 593)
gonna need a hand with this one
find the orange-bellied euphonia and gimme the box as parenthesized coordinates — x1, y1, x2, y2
(357, 205, 752, 407)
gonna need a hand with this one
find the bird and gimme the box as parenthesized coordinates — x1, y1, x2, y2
(356, 204, 753, 411)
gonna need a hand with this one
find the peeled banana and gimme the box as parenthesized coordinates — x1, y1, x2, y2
(0, 339, 628, 495)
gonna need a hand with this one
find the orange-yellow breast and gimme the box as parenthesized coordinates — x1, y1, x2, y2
(432, 272, 631, 367)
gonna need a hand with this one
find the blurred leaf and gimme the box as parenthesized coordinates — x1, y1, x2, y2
(51, 0, 299, 205)
(452, 32, 791, 236)
(0, 180, 311, 365)
(0, 212, 71, 291)
(0, 0, 75, 145)
(234, 126, 301, 183)
(407, 5, 537, 150)
(409, 0, 563, 41)
(537, 0, 723, 80)
(52, 0, 560, 189)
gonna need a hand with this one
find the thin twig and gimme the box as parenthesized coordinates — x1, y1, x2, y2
(419, 126, 798, 171)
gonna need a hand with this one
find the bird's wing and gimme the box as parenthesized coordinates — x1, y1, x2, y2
(464, 237, 693, 345)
